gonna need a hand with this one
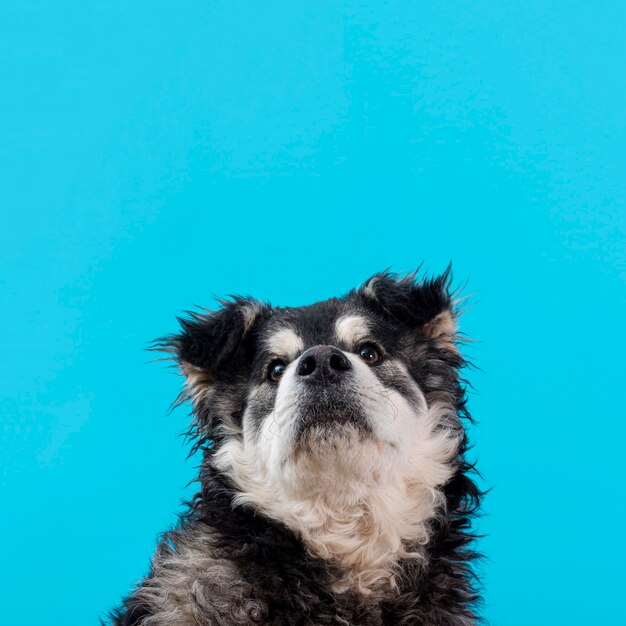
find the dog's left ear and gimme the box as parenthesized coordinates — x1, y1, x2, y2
(356, 268, 459, 352)
(158, 296, 269, 406)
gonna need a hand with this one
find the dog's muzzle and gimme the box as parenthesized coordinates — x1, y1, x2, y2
(292, 345, 368, 439)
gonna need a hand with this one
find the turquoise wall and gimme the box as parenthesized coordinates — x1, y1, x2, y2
(1, 2, 624, 624)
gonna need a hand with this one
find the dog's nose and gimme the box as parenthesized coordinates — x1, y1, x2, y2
(296, 345, 352, 383)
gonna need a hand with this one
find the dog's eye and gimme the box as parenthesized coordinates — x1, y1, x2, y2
(267, 359, 287, 382)
(358, 344, 383, 366)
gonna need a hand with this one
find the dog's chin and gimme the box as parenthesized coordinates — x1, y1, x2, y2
(293, 390, 369, 440)
(283, 423, 392, 501)
(295, 410, 370, 447)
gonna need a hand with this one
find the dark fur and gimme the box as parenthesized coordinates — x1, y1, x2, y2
(107, 270, 483, 625)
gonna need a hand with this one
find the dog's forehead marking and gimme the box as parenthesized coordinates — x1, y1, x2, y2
(265, 328, 305, 358)
(335, 314, 370, 345)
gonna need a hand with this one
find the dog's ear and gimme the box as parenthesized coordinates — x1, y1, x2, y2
(356, 268, 459, 352)
(158, 297, 269, 406)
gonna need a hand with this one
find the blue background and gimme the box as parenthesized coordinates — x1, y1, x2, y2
(1, 2, 624, 624)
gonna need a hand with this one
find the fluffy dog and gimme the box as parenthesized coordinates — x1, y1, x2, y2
(109, 270, 482, 625)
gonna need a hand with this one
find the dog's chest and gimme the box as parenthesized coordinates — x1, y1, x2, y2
(253, 583, 385, 626)
(231, 545, 388, 625)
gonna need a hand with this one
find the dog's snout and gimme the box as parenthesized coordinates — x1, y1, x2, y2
(296, 345, 352, 383)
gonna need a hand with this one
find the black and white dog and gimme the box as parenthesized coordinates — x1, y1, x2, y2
(110, 270, 482, 625)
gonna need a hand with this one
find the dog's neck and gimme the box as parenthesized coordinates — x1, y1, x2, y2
(278, 473, 446, 594)
(214, 415, 459, 595)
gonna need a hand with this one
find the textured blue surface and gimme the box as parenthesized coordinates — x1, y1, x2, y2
(1, 2, 624, 624)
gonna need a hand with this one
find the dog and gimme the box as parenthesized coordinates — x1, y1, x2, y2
(109, 270, 482, 625)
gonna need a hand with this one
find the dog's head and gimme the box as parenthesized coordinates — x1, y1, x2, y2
(161, 270, 469, 590)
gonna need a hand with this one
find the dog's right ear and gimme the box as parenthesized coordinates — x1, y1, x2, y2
(157, 297, 269, 406)
(354, 268, 460, 353)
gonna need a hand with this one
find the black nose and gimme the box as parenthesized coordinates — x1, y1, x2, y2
(296, 345, 352, 384)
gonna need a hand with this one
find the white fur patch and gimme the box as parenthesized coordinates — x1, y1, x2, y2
(240, 301, 263, 331)
(423, 309, 458, 352)
(265, 328, 305, 359)
(334, 315, 370, 347)
(180, 362, 214, 406)
(361, 277, 379, 299)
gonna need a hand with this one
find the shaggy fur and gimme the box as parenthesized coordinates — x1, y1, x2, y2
(107, 270, 483, 626)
